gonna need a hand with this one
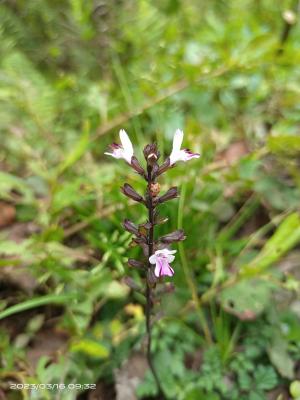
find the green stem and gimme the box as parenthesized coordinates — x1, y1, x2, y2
(177, 182, 212, 344)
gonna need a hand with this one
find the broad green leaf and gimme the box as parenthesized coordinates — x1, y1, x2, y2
(268, 335, 294, 379)
(220, 279, 273, 319)
(254, 365, 277, 391)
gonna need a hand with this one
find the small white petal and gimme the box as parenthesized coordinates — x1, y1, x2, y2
(167, 255, 175, 263)
(169, 129, 184, 165)
(172, 129, 184, 152)
(119, 129, 133, 163)
(149, 254, 157, 264)
(158, 248, 176, 256)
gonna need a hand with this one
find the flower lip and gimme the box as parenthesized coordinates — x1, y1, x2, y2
(149, 248, 176, 277)
(105, 129, 134, 164)
(169, 129, 200, 165)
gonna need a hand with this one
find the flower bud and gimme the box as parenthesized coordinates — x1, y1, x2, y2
(132, 236, 147, 245)
(160, 229, 186, 244)
(147, 268, 158, 286)
(131, 156, 146, 177)
(123, 219, 139, 235)
(143, 143, 159, 160)
(123, 277, 143, 292)
(157, 186, 179, 204)
(128, 259, 145, 269)
(157, 158, 171, 176)
(121, 183, 144, 203)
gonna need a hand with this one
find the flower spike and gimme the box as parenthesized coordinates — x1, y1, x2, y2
(169, 129, 200, 165)
(105, 127, 197, 395)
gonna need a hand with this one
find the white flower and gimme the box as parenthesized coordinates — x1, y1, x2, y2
(149, 248, 177, 277)
(169, 129, 200, 165)
(105, 129, 134, 164)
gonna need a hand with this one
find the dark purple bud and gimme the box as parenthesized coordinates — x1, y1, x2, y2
(141, 243, 149, 257)
(132, 236, 147, 245)
(128, 259, 145, 269)
(143, 143, 160, 159)
(123, 219, 139, 235)
(157, 158, 171, 176)
(147, 268, 158, 286)
(141, 221, 152, 230)
(131, 156, 146, 177)
(121, 183, 144, 203)
(157, 186, 179, 204)
(160, 229, 186, 244)
(123, 277, 143, 292)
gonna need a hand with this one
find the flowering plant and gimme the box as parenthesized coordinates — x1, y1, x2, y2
(105, 129, 199, 396)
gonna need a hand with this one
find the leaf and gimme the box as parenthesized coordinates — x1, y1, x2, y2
(241, 213, 300, 277)
(56, 122, 90, 175)
(0, 171, 33, 202)
(268, 135, 300, 156)
(268, 335, 294, 379)
(254, 365, 278, 391)
(220, 279, 273, 319)
(71, 339, 109, 359)
(0, 294, 76, 320)
(184, 389, 220, 400)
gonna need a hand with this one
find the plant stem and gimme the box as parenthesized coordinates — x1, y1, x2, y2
(178, 182, 212, 344)
(145, 165, 165, 397)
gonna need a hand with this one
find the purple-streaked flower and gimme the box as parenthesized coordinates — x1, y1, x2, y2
(149, 248, 176, 277)
(105, 129, 134, 164)
(169, 129, 200, 165)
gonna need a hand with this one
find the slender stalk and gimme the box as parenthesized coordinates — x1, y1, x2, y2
(178, 182, 212, 344)
(145, 165, 165, 397)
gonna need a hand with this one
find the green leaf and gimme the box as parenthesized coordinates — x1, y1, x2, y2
(254, 365, 278, 391)
(241, 213, 300, 277)
(268, 135, 300, 156)
(0, 171, 33, 202)
(220, 279, 273, 319)
(268, 335, 294, 379)
(184, 389, 220, 400)
(0, 294, 76, 320)
(71, 339, 109, 359)
(56, 122, 90, 175)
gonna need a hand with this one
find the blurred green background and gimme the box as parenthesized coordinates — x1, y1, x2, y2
(1, 0, 300, 399)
